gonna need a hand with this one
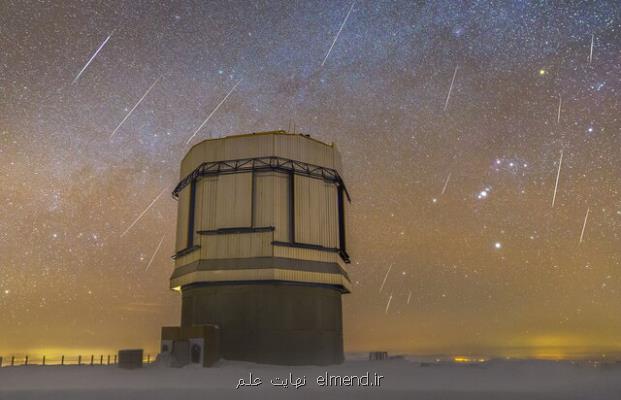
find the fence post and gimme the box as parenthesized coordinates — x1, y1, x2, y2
(147, 354, 150, 363)
(43, 355, 46, 366)
(107, 355, 110, 365)
(114, 355, 117, 364)
(0, 356, 3, 367)
(78, 355, 81, 365)
(100, 355, 103, 365)
(25, 355, 28, 366)
(11, 356, 15, 366)
(90, 355, 94, 366)
(61, 355, 64, 366)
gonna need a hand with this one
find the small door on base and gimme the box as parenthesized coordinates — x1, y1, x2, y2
(191, 343, 201, 363)
(172, 340, 190, 367)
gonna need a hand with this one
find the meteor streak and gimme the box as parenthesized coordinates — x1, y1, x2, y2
(444, 65, 458, 111)
(145, 235, 166, 271)
(72, 33, 113, 84)
(579, 207, 590, 244)
(110, 75, 162, 138)
(321, 1, 355, 67)
(551, 150, 563, 207)
(385, 292, 393, 314)
(186, 79, 242, 144)
(120, 187, 168, 237)
(441, 172, 451, 195)
(379, 263, 392, 293)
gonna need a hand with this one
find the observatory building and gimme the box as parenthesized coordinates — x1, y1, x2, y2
(161, 131, 351, 366)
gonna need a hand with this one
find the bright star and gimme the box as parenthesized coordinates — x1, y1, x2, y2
(494, 242, 502, 249)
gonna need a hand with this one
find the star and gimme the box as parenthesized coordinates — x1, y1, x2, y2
(477, 189, 490, 199)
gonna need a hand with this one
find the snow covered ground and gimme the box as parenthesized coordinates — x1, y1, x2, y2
(1, 358, 620, 400)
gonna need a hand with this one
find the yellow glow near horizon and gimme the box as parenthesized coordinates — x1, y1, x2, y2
(0, 347, 159, 361)
(453, 356, 487, 363)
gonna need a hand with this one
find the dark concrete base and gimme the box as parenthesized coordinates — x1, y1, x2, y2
(180, 282, 344, 365)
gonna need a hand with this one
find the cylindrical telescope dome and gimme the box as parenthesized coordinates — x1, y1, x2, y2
(170, 130, 351, 365)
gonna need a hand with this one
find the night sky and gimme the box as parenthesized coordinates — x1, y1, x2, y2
(1, 1, 620, 360)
